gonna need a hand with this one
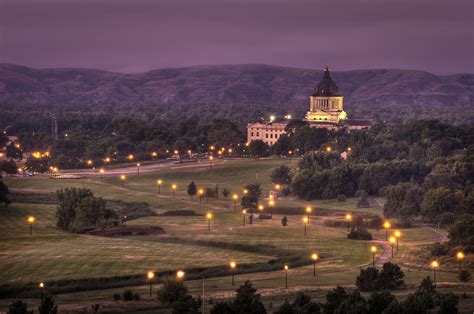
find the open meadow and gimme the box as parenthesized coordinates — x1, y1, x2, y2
(1, 158, 473, 312)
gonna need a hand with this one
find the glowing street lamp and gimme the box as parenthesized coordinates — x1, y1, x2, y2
(345, 214, 352, 232)
(127, 154, 134, 161)
(209, 156, 214, 168)
(269, 115, 276, 122)
(431, 260, 439, 283)
(284, 265, 289, 289)
(27, 216, 35, 235)
(206, 213, 213, 231)
(268, 199, 275, 218)
(157, 179, 163, 194)
(303, 216, 309, 236)
(394, 230, 401, 250)
(176, 270, 185, 280)
(86, 159, 93, 167)
(242, 210, 247, 227)
(232, 194, 238, 211)
(136, 163, 141, 176)
(305, 206, 312, 223)
(347, 147, 352, 152)
(151, 151, 158, 158)
(99, 168, 105, 180)
(274, 184, 281, 191)
(258, 205, 264, 220)
(371, 246, 377, 267)
(198, 188, 204, 203)
(120, 175, 126, 188)
(383, 221, 391, 241)
(39, 282, 45, 301)
(147, 271, 155, 297)
(230, 261, 237, 286)
(325, 146, 332, 153)
(311, 253, 319, 277)
(243, 189, 248, 195)
(389, 236, 396, 258)
(456, 252, 465, 272)
(171, 184, 177, 198)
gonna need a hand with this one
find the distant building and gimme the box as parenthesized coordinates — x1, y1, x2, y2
(247, 67, 371, 145)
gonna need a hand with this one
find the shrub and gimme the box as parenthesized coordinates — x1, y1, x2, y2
(356, 267, 380, 291)
(122, 290, 134, 301)
(323, 286, 348, 314)
(172, 295, 202, 313)
(429, 242, 449, 257)
(458, 270, 471, 283)
(335, 290, 367, 314)
(337, 194, 347, 202)
(162, 210, 199, 216)
(8, 300, 30, 314)
(112, 293, 121, 301)
(348, 227, 373, 240)
(133, 293, 141, 301)
(439, 292, 459, 314)
(367, 291, 396, 314)
(38, 296, 57, 314)
(281, 216, 288, 226)
(157, 279, 188, 304)
(379, 262, 405, 290)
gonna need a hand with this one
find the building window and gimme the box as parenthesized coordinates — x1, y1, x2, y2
(251, 132, 254, 136)
(257, 132, 259, 136)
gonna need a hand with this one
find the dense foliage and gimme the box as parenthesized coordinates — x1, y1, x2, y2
(0, 180, 11, 206)
(56, 188, 118, 232)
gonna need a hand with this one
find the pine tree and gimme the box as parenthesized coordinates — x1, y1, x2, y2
(187, 181, 197, 199)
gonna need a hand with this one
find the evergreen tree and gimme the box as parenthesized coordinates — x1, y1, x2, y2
(281, 216, 288, 226)
(8, 300, 31, 314)
(38, 296, 57, 314)
(0, 180, 11, 206)
(322, 286, 348, 314)
(367, 291, 395, 314)
(231, 281, 266, 313)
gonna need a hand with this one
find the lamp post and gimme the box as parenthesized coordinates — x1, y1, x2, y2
(104, 157, 111, 168)
(198, 189, 204, 203)
(431, 261, 439, 283)
(389, 236, 396, 258)
(305, 206, 312, 221)
(128, 154, 134, 161)
(136, 163, 141, 176)
(371, 246, 377, 267)
(209, 156, 214, 168)
(383, 221, 391, 241)
(232, 194, 238, 210)
(394, 230, 401, 250)
(157, 179, 162, 194)
(275, 184, 281, 192)
(147, 271, 154, 297)
(120, 175, 126, 188)
(27, 216, 35, 235)
(86, 159, 93, 167)
(206, 213, 212, 231)
(456, 252, 465, 272)
(268, 199, 275, 218)
(39, 282, 45, 301)
(258, 205, 264, 220)
(172, 184, 177, 198)
(99, 168, 105, 180)
(284, 265, 289, 289)
(345, 214, 352, 232)
(303, 216, 309, 236)
(311, 253, 318, 277)
(230, 261, 236, 286)
(242, 210, 247, 227)
(176, 270, 185, 281)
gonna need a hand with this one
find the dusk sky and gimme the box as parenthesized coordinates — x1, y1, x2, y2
(1, 0, 473, 74)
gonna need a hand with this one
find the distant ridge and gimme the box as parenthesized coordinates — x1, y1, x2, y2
(0, 63, 472, 109)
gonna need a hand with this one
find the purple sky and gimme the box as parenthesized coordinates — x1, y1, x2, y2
(1, 0, 473, 74)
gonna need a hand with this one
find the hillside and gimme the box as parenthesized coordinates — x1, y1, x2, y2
(0, 64, 472, 111)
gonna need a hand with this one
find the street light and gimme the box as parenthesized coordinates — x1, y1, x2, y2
(209, 156, 214, 168)
(389, 236, 396, 258)
(176, 270, 185, 280)
(456, 252, 465, 272)
(242, 210, 247, 227)
(268, 199, 275, 218)
(325, 146, 332, 153)
(198, 189, 204, 203)
(206, 213, 213, 231)
(431, 260, 439, 283)
(232, 194, 238, 210)
(172, 184, 177, 198)
(27, 216, 35, 235)
(394, 230, 401, 250)
(99, 168, 105, 180)
(86, 159, 93, 167)
(383, 221, 391, 241)
(39, 282, 45, 301)
(136, 163, 141, 176)
(230, 261, 237, 286)
(120, 175, 126, 188)
(371, 246, 377, 267)
(243, 189, 248, 195)
(147, 271, 154, 297)
(284, 265, 289, 289)
(275, 184, 281, 191)
(345, 214, 352, 232)
(128, 154, 134, 161)
(311, 253, 318, 277)
(157, 179, 163, 194)
(305, 207, 312, 224)
(258, 205, 264, 220)
(303, 216, 309, 236)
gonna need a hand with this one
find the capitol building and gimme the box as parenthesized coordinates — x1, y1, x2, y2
(247, 67, 371, 146)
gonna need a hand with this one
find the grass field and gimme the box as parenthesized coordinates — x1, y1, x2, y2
(1, 158, 472, 312)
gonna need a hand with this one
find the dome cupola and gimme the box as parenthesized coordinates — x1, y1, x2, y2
(313, 67, 340, 97)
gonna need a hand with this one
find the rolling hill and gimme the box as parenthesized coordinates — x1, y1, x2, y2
(0, 64, 472, 110)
